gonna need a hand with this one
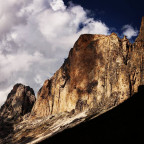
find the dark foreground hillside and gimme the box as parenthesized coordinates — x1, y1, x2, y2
(40, 85, 144, 144)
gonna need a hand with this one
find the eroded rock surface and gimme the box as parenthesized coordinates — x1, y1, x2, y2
(0, 17, 144, 144)
(31, 33, 137, 117)
(136, 16, 144, 42)
(0, 84, 36, 141)
(0, 84, 36, 122)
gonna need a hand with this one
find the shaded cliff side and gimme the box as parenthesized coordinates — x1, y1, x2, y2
(135, 16, 144, 42)
(0, 84, 35, 122)
(0, 84, 36, 141)
(0, 17, 144, 144)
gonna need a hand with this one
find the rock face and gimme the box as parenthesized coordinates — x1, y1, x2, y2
(0, 17, 144, 144)
(136, 16, 144, 42)
(0, 84, 36, 122)
(0, 84, 36, 141)
(31, 32, 142, 117)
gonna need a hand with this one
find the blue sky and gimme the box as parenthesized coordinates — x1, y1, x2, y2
(64, 0, 143, 35)
(64, 0, 144, 42)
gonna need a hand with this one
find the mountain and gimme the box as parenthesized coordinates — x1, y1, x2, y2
(0, 84, 35, 141)
(0, 17, 144, 144)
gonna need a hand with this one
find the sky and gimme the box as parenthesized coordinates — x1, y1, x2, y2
(64, 0, 144, 33)
(0, 0, 143, 107)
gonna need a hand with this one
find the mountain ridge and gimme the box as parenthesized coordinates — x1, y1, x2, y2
(0, 17, 144, 144)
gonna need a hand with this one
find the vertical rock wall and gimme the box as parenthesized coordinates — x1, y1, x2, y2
(32, 28, 144, 117)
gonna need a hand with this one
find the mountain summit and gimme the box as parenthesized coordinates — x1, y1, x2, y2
(0, 17, 144, 144)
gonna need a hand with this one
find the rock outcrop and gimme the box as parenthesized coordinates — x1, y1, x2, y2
(0, 17, 144, 144)
(0, 84, 36, 141)
(31, 33, 140, 117)
(0, 84, 36, 122)
(135, 16, 144, 42)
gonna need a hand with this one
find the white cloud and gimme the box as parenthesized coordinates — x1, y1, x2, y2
(0, 0, 110, 107)
(50, 0, 66, 11)
(122, 25, 138, 39)
(0, 85, 12, 107)
(0, 0, 31, 38)
(34, 75, 44, 85)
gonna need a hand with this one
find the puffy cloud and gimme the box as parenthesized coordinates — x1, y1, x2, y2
(0, 51, 44, 83)
(50, 0, 66, 11)
(0, 0, 110, 107)
(0, 85, 12, 107)
(0, 0, 31, 38)
(122, 25, 138, 39)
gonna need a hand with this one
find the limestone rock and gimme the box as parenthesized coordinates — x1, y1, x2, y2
(0, 84, 36, 122)
(31, 33, 133, 117)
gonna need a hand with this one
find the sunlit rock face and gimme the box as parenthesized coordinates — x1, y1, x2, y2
(0, 84, 36, 122)
(31, 33, 130, 117)
(32, 16, 144, 118)
(0, 17, 144, 144)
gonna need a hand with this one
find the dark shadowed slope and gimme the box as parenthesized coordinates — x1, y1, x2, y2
(40, 85, 144, 144)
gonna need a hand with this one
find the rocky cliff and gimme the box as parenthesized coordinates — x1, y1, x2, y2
(0, 17, 144, 144)
(32, 33, 131, 117)
(0, 84, 36, 141)
(31, 30, 143, 117)
(0, 84, 35, 121)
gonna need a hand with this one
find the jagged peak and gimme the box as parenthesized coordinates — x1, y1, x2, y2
(135, 16, 144, 42)
(123, 35, 127, 40)
(7, 83, 35, 98)
(140, 16, 144, 33)
(110, 32, 118, 36)
(0, 83, 36, 122)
